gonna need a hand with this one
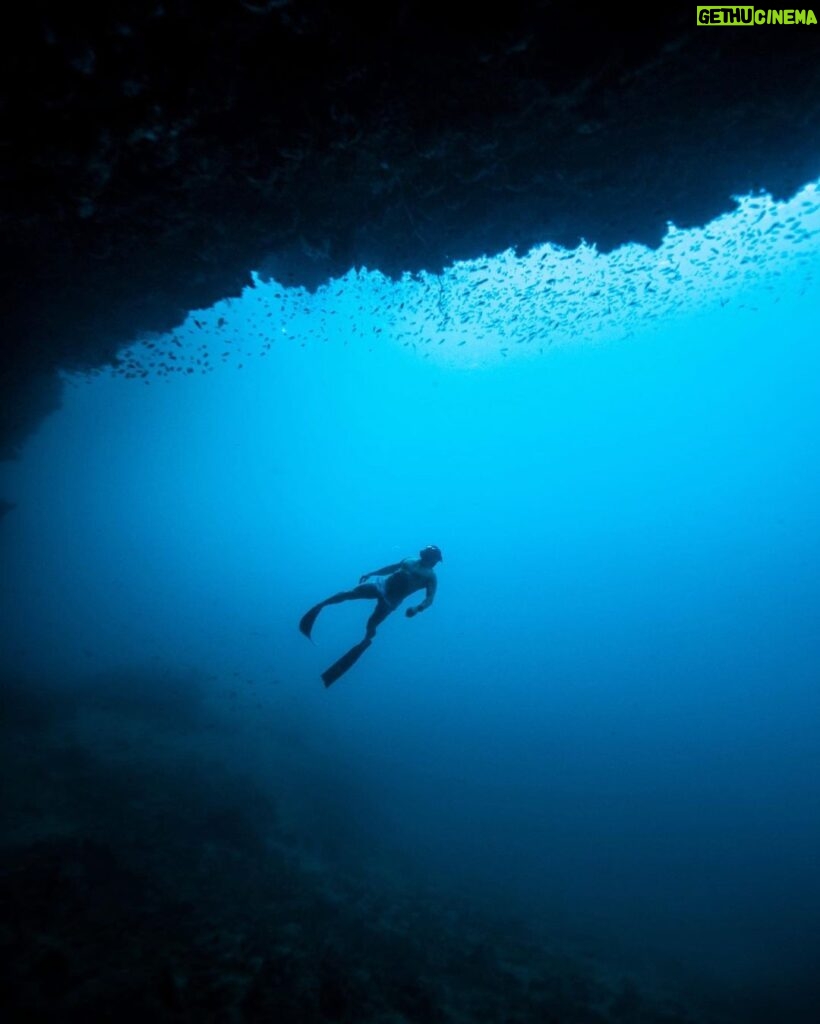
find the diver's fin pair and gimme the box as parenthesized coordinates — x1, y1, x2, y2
(322, 639, 372, 688)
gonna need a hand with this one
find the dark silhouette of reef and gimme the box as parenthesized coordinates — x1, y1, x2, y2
(1, 669, 724, 1024)
(2, 3, 820, 456)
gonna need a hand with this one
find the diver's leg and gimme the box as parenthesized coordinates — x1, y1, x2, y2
(365, 599, 393, 641)
(324, 583, 379, 605)
(319, 597, 390, 686)
(321, 638, 372, 687)
(299, 584, 379, 639)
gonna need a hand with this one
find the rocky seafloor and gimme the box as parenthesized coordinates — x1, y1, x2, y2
(0, 668, 728, 1024)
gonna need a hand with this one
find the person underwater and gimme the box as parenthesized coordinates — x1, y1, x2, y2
(299, 545, 443, 687)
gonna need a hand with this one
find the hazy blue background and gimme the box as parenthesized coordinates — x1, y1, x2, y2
(2, 186, 819, 1021)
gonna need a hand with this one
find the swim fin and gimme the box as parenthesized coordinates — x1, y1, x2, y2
(299, 603, 323, 640)
(321, 638, 372, 687)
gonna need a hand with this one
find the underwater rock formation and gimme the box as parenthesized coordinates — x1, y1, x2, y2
(0, 672, 707, 1023)
(2, 3, 819, 455)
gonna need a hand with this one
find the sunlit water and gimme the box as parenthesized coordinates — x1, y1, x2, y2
(2, 181, 819, 1020)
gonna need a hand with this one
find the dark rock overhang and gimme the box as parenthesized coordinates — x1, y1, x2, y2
(2, 2, 819, 457)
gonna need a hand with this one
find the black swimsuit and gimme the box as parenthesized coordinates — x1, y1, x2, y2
(384, 568, 414, 605)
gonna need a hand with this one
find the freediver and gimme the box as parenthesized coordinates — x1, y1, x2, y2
(299, 545, 443, 686)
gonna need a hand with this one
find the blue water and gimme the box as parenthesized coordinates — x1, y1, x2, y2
(2, 184, 819, 1021)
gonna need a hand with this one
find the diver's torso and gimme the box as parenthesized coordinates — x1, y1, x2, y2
(383, 558, 433, 604)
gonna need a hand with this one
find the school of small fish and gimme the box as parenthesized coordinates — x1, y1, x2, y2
(98, 181, 820, 382)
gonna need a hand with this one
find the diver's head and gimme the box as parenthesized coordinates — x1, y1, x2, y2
(419, 545, 443, 567)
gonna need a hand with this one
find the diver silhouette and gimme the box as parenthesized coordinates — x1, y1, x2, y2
(299, 545, 443, 686)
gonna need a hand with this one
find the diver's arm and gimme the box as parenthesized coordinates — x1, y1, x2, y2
(406, 576, 437, 616)
(360, 561, 403, 583)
